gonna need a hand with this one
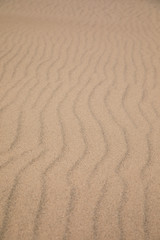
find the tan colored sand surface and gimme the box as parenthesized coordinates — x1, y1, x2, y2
(0, 0, 160, 239)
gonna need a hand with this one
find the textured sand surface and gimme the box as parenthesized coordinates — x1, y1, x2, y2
(0, 0, 160, 239)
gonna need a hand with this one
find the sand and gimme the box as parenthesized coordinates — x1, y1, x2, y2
(0, 0, 160, 239)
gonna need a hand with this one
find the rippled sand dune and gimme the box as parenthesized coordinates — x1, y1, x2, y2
(0, 0, 160, 239)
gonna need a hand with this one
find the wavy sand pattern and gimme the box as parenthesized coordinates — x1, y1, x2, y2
(0, 0, 160, 239)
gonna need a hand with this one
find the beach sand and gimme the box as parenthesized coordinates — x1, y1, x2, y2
(0, 0, 160, 239)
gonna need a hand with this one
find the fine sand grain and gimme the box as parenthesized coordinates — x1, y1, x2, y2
(0, 0, 160, 239)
